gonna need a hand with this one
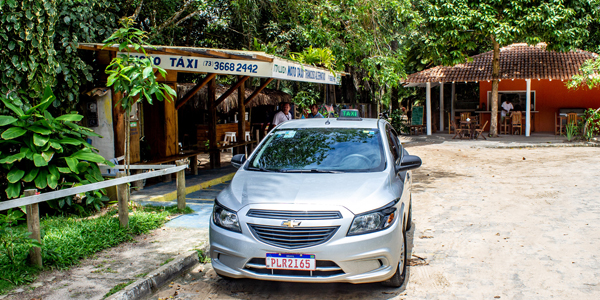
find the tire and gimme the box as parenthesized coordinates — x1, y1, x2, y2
(406, 198, 413, 231)
(382, 229, 407, 287)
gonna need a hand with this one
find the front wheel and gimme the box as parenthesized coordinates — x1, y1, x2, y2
(381, 230, 407, 287)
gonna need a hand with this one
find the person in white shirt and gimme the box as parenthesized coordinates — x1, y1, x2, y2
(501, 100, 514, 122)
(272, 102, 292, 126)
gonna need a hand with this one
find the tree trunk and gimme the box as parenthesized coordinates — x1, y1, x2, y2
(490, 36, 500, 137)
(390, 40, 399, 112)
(125, 107, 131, 176)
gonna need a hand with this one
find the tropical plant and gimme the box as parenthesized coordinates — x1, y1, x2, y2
(0, 0, 118, 112)
(0, 87, 113, 206)
(564, 122, 579, 142)
(568, 58, 600, 89)
(415, 0, 600, 137)
(389, 109, 409, 134)
(290, 46, 337, 74)
(103, 17, 176, 176)
(582, 108, 600, 141)
(293, 91, 317, 115)
(0, 209, 42, 265)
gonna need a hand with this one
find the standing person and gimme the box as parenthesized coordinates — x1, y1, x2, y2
(272, 102, 293, 126)
(501, 99, 514, 123)
(307, 104, 324, 118)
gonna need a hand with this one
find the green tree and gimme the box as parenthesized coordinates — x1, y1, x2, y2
(416, 0, 600, 136)
(103, 17, 176, 175)
(0, 0, 118, 112)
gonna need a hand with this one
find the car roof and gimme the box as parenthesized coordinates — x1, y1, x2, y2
(275, 118, 383, 129)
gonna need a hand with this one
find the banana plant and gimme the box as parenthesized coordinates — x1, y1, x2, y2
(0, 86, 114, 206)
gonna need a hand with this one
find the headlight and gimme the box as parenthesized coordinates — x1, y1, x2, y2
(212, 201, 241, 233)
(347, 200, 397, 236)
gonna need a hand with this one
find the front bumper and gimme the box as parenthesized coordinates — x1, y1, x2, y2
(209, 203, 403, 284)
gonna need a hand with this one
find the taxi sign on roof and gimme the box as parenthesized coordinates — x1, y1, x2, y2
(338, 109, 362, 121)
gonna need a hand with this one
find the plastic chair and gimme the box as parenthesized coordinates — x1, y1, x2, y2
(245, 131, 251, 142)
(223, 132, 236, 152)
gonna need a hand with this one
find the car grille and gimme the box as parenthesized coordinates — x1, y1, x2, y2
(248, 224, 339, 249)
(246, 209, 342, 220)
(244, 258, 345, 277)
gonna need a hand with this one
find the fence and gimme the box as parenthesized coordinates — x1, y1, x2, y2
(0, 161, 189, 267)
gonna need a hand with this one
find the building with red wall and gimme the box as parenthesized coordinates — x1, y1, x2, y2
(403, 43, 600, 135)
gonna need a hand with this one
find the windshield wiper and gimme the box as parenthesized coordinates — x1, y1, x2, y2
(247, 166, 282, 172)
(281, 169, 343, 174)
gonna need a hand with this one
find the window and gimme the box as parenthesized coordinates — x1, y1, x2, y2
(386, 125, 402, 164)
(248, 128, 385, 172)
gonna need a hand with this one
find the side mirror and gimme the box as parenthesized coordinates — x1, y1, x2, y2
(396, 155, 422, 173)
(231, 154, 247, 169)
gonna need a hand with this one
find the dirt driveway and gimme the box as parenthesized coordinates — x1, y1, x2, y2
(150, 143, 600, 300)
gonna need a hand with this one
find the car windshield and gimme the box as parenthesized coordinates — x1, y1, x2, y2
(247, 128, 385, 172)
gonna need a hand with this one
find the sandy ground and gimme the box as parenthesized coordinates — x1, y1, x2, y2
(148, 142, 600, 300)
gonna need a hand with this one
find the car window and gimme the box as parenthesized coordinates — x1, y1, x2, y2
(248, 128, 385, 172)
(390, 127, 403, 161)
(385, 125, 400, 164)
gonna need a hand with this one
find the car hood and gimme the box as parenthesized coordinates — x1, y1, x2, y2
(217, 169, 400, 214)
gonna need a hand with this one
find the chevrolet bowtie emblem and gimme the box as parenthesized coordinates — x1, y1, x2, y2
(282, 220, 301, 228)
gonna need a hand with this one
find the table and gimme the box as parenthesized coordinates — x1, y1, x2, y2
(459, 120, 479, 139)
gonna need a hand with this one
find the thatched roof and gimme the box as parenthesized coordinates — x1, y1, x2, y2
(177, 83, 292, 113)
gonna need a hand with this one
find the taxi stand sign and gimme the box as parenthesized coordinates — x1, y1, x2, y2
(338, 109, 362, 121)
(117, 52, 341, 85)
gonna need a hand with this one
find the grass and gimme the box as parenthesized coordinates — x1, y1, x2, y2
(0, 205, 192, 294)
(196, 249, 211, 264)
(103, 280, 135, 299)
(160, 258, 175, 266)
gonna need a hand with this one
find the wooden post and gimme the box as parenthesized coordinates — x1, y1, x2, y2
(113, 92, 126, 158)
(132, 169, 144, 190)
(116, 172, 129, 228)
(190, 155, 198, 175)
(25, 189, 42, 268)
(237, 75, 246, 156)
(208, 77, 220, 169)
(176, 160, 186, 211)
(426, 82, 432, 135)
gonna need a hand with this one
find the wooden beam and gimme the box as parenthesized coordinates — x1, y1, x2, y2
(175, 73, 216, 109)
(208, 77, 220, 169)
(244, 78, 274, 106)
(215, 76, 250, 107)
(237, 75, 246, 155)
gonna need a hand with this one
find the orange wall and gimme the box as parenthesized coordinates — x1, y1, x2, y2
(479, 79, 600, 132)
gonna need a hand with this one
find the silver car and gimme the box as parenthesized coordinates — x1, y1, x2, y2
(209, 114, 422, 287)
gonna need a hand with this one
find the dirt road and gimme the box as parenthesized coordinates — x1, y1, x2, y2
(150, 143, 600, 300)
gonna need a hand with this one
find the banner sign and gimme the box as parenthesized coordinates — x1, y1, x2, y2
(117, 52, 340, 85)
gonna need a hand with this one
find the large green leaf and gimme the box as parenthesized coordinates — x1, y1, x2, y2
(0, 115, 17, 126)
(50, 141, 63, 151)
(33, 153, 48, 167)
(48, 164, 59, 178)
(0, 152, 26, 164)
(6, 182, 21, 199)
(47, 173, 58, 189)
(71, 152, 106, 163)
(33, 133, 50, 146)
(7, 168, 25, 183)
(34, 169, 48, 189)
(26, 86, 56, 114)
(76, 161, 90, 173)
(22, 168, 39, 182)
(55, 114, 84, 122)
(42, 151, 54, 162)
(58, 137, 83, 145)
(64, 157, 79, 173)
(1, 127, 27, 139)
(0, 98, 24, 117)
(28, 126, 52, 135)
(57, 167, 71, 174)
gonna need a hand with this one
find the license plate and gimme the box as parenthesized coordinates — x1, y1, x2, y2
(266, 253, 316, 271)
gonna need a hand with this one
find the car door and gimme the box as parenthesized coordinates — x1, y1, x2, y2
(385, 125, 409, 224)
